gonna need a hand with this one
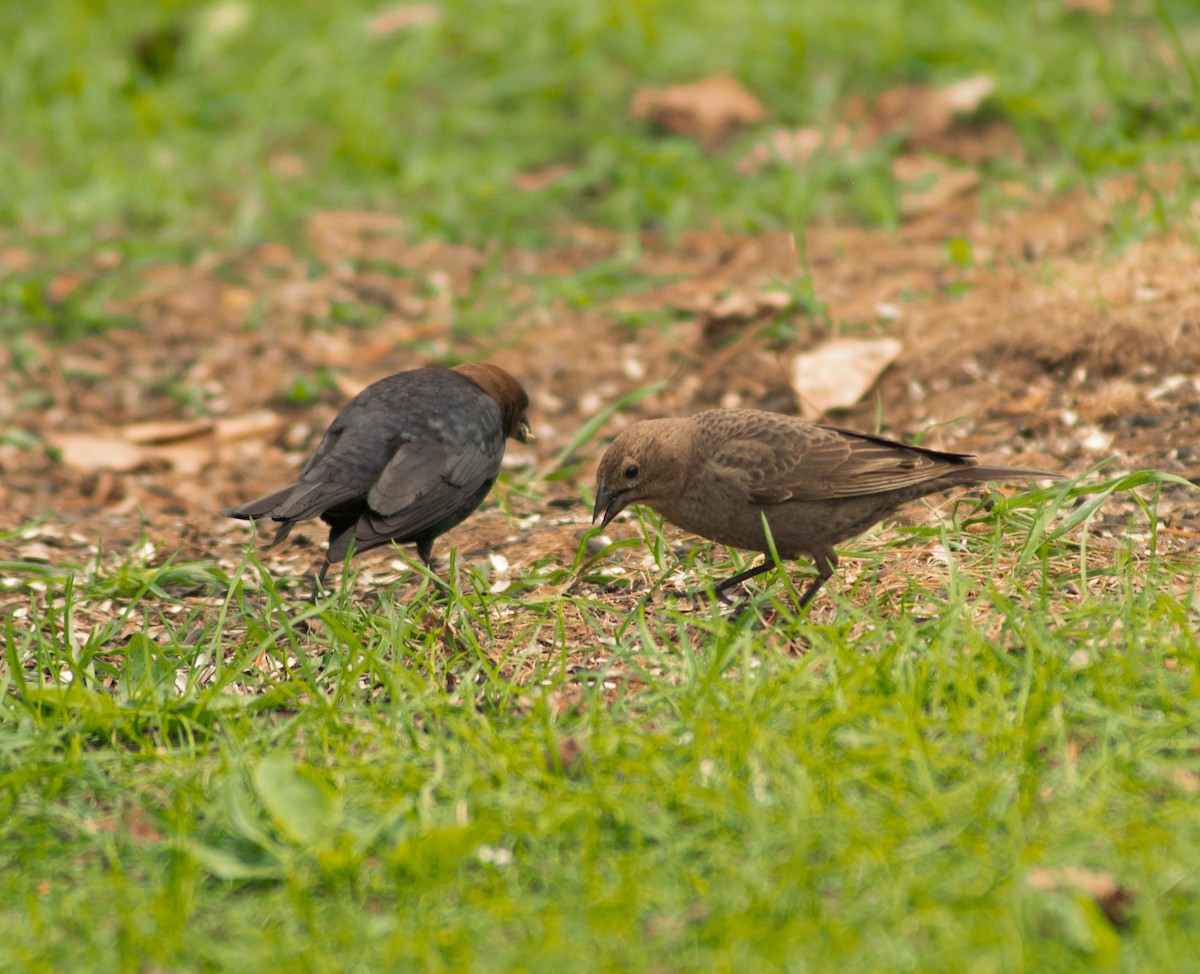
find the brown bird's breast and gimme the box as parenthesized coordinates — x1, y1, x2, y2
(658, 487, 888, 561)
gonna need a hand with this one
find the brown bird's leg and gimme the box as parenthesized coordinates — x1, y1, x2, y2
(711, 559, 778, 603)
(708, 549, 837, 609)
(796, 550, 838, 609)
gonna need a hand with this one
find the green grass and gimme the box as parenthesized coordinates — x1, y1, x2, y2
(2, 0, 1198, 261)
(4, 475, 1200, 971)
(4, 2, 1200, 970)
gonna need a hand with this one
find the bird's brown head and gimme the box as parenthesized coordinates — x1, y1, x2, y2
(452, 362, 533, 443)
(592, 420, 691, 529)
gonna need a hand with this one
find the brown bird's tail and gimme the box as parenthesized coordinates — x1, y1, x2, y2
(962, 464, 1064, 484)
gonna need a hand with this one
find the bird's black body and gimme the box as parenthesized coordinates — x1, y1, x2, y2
(222, 365, 529, 584)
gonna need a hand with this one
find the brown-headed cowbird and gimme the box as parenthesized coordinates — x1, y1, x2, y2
(222, 362, 531, 587)
(592, 409, 1060, 607)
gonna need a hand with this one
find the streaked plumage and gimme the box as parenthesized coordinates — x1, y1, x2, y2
(593, 409, 1060, 606)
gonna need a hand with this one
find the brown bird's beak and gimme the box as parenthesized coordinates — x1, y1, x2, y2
(517, 419, 534, 444)
(592, 485, 628, 529)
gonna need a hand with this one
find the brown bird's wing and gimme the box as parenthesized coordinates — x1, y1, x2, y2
(739, 423, 976, 504)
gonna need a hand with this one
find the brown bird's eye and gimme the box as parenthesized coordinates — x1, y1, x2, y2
(624, 464, 639, 479)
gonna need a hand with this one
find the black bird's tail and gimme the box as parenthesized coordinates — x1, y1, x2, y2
(220, 485, 304, 549)
(220, 485, 300, 520)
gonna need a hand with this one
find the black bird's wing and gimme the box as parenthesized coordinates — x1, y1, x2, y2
(357, 430, 502, 543)
(223, 368, 511, 564)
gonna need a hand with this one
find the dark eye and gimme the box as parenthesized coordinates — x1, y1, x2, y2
(624, 464, 639, 479)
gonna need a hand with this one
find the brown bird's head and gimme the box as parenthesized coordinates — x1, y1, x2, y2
(453, 362, 533, 443)
(592, 420, 691, 529)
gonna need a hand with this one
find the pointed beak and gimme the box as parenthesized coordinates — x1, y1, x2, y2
(591, 485, 627, 529)
(516, 419, 534, 444)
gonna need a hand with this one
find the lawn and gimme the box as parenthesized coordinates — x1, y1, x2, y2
(3, 1, 1200, 971)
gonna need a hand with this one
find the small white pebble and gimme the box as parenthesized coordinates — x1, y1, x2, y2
(1080, 428, 1114, 451)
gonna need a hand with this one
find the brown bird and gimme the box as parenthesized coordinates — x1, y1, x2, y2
(222, 362, 531, 587)
(592, 409, 1060, 607)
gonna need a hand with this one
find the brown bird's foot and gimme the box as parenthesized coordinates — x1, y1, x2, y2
(708, 559, 778, 603)
(688, 584, 747, 610)
(795, 574, 828, 610)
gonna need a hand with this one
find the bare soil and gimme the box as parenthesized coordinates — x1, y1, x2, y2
(3, 176, 1199, 644)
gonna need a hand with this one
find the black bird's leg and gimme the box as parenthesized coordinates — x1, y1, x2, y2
(414, 537, 451, 598)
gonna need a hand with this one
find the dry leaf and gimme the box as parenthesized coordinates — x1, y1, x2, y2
(1064, 0, 1111, 12)
(546, 735, 584, 773)
(630, 76, 766, 150)
(739, 76, 1001, 175)
(215, 410, 286, 442)
(925, 120, 1025, 164)
(737, 124, 857, 174)
(706, 289, 792, 321)
(791, 337, 902, 418)
(0, 246, 34, 273)
(512, 164, 570, 192)
(1174, 766, 1200, 793)
(151, 441, 214, 476)
(269, 153, 307, 178)
(1027, 865, 1133, 928)
(871, 75, 995, 143)
(367, 4, 439, 36)
(46, 271, 84, 304)
(121, 418, 214, 445)
(894, 155, 980, 218)
(48, 433, 148, 472)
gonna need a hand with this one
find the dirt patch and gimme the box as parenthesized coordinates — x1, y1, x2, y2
(2, 175, 1199, 660)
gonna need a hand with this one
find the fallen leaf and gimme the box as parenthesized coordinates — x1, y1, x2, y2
(512, 164, 570, 191)
(925, 120, 1025, 164)
(151, 441, 214, 476)
(269, 153, 307, 178)
(0, 246, 34, 274)
(121, 418, 214, 445)
(791, 337, 903, 418)
(1027, 865, 1133, 928)
(1174, 766, 1200, 793)
(46, 271, 84, 304)
(366, 4, 439, 36)
(739, 76, 1000, 175)
(894, 154, 980, 218)
(1065, 0, 1111, 12)
(737, 124, 856, 174)
(631, 75, 766, 150)
(546, 735, 584, 773)
(871, 75, 995, 143)
(214, 410, 285, 442)
(706, 289, 792, 321)
(48, 433, 148, 473)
